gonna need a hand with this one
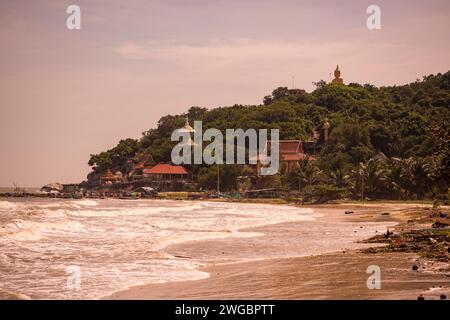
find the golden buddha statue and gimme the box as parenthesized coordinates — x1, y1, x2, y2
(331, 65, 344, 85)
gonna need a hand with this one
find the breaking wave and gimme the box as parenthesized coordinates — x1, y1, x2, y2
(0, 200, 18, 210)
(0, 198, 316, 299)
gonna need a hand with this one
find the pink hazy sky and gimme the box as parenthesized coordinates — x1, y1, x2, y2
(0, 0, 449, 187)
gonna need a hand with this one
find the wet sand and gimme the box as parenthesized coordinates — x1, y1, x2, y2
(105, 203, 449, 300)
(106, 251, 448, 300)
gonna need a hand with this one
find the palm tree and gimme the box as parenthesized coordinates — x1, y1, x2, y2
(399, 157, 432, 199)
(381, 157, 434, 200)
(287, 157, 321, 192)
(352, 159, 387, 200)
(365, 159, 388, 196)
(328, 168, 350, 188)
(383, 158, 405, 199)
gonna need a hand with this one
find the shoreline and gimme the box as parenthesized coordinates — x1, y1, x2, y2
(104, 202, 449, 300)
(105, 251, 448, 300)
(0, 191, 441, 206)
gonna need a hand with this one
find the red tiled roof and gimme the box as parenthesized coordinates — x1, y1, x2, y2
(250, 140, 315, 162)
(267, 140, 304, 154)
(143, 164, 188, 175)
(282, 154, 304, 161)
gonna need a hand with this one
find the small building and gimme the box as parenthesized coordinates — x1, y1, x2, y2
(143, 164, 189, 181)
(62, 184, 80, 194)
(100, 169, 122, 186)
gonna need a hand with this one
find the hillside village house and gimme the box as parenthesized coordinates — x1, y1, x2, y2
(100, 169, 122, 186)
(143, 164, 189, 181)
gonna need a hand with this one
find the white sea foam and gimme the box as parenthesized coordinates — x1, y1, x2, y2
(71, 199, 99, 207)
(0, 200, 18, 210)
(0, 217, 84, 242)
(0, 199, 319, 299)
(7, 228, 42, 241)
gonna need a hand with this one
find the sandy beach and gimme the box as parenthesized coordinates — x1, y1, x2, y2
(105, 202, 449, 300)
(106, 252, 448, 300)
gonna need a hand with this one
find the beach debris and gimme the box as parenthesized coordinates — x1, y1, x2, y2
(417, 294, 425, 300)
(174, 255, 192, 259)
(440, 294, 447, 300)
(384, 227, 394, 238)
(412, 264, 419, 271)
(439, 212, 447, 218)
(345, 211, 354, 215)
(381, 212, 390, 216)
(432, 221, 449, 229)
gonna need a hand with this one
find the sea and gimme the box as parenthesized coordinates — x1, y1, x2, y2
(0, 198, 324, 299)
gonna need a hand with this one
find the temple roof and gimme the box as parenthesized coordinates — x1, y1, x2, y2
(267, 140, 304, 154)
(250, 140, 314, 162)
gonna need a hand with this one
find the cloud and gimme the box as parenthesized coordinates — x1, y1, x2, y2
(114, 38, 355, 70)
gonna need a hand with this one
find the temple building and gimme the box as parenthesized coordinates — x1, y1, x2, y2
(276, 140, 313, 173)
(255, 140, 315, 175)
(253, 117, 332, 175)
(331, 65, 344, 85)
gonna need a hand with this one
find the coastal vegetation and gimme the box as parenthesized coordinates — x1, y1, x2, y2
(87, 71, 450, 201)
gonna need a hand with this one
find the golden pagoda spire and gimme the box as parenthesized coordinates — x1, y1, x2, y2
(179, 117, 195, 133)
(177, 117, 196, 146)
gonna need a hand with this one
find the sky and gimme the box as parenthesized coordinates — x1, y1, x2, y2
(0, 0, 449, 187)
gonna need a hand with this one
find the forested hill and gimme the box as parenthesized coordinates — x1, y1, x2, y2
(87, 71, 450, 183)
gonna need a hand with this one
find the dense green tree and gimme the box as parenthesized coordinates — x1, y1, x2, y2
(86, 70, 450, 200)
(427, 121, 450, 183)
(88, 138, 139, 173)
